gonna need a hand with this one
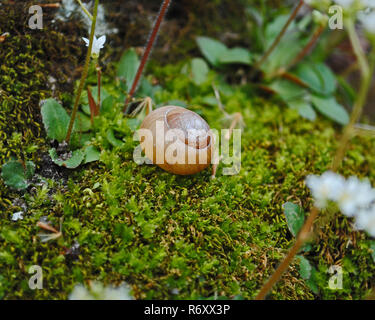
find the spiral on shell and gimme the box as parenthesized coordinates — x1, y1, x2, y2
(140, 106, 214, 175)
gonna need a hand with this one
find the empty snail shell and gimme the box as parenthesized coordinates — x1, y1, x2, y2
(140, 106, 214, 175)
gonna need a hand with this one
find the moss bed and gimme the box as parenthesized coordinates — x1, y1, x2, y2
(1, 0, 375, 300)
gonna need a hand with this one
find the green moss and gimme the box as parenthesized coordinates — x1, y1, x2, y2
(0, 1, 84, 212)
(2, 1, 375, 301)
(3, 56, 375, 300)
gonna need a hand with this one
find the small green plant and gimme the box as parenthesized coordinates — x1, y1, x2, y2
(195, 6, 350, 125)
(41, 0, 171, 169)
(41, 98, 99, 168)
(1, 160, 35, 190)
(40, 0, 103, 169)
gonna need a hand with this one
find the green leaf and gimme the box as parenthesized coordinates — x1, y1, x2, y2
(106, 129, 124, 147)
(41, 99, 70, 142)
(83, 145, 100, 164)
(100, 95, 115, 116)
(296, 255, 312, 280)
(295, 63, 336, 96)
(137, 78, 159, 99)
(219, 47, 252, 65)
(90, 86, 110, 105)
(117, 48, 140, 92)
(262, 18, 301, 75)
(25, 161, 35, 179)
(288, 98, 317, 121)
(191, 58, 209, 85)
(74, 111, 91, 132)
(49, 148, 85, 169)
(1, 160, 35, 190)
(306, 267, 319, 294)
(196, 36, 228, 67)
(126, 118, 141, 131)
(283, 202, 305, 237)
(311, 95, 349, 125)
(201, 96, 219, 107)
(265, 15, 295, 48)
(269, 79, 307, 102)
(70, 132, 93, 150)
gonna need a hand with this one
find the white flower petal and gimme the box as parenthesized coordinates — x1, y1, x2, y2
(96, 35, 106, 48)
(82, 37, 90, 46)
(12, 211, 23, 221)
(355, 208, 375, 237)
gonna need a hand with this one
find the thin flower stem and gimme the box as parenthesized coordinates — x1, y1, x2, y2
(255, 18, 374, 300)
(331, 74, 372, 171)
(76, 0, 93, 20)
(332, 19, 372, 171)
(255, 207, 319, 300)
(346, 19, 370, 78)
(251, 0, 304, 76)
(123, 0, 172, 113)
(65, 0, 99, 143)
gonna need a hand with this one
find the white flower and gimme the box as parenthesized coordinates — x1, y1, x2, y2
(306, 172, 375, 214)
(82, 35, 106, 59)
(69, 281, 133, 300)
(362, 0, 375, 9)
(355, 207, 375, 237)
(358, 11, 375, 34)
(68, 284, 92, 300)
(306, 171, 375, 237)
(337, 177, 375, 217)
(12, 211, 23, 221)
(305, 171, 346, 208)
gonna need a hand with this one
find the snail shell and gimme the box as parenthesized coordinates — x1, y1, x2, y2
(140, 106, 214, 175)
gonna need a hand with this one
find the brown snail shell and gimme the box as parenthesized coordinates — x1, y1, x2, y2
(140, 106, 214, 175)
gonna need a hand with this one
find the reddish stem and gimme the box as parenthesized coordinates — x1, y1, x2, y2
(123, 0, 172, 113)
(251, 0, 304, 76)
(289, 25, 325, 68)
(280, 72, 309, 88)
(255, 207, 319, 300)
(87, 87, 99, 124)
